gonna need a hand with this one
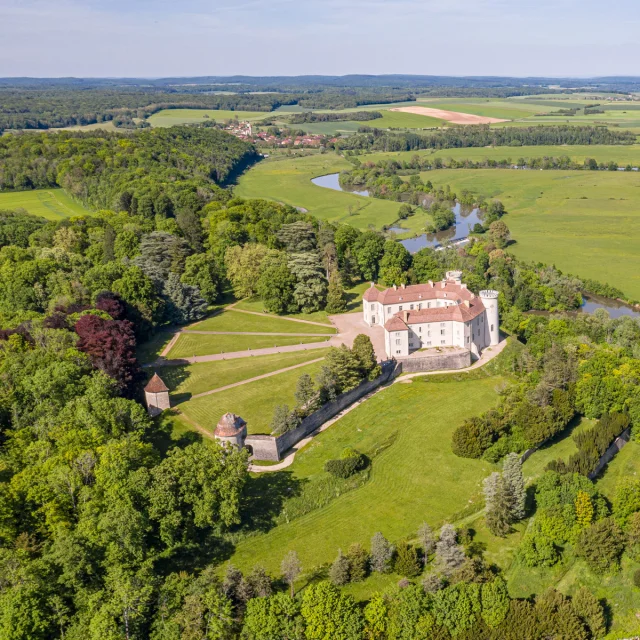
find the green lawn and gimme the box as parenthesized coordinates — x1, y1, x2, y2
(363, 144, 640, 167)
(0, 188, 89, 220)
(167, 333, 329, 358)
(137, 332, 174, 364)
(191, 309, 335, 334)
(228, 376, 502, 574)
(235, 153, 403, 230)
(147, 109, 270, 127)
(423, 169, 640, 300)
(179, 359, 327, 435)
(159, 348, 330, 397)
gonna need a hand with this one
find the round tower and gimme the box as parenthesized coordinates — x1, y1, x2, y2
(479, 290, 500, 346)
(446, 270, 462, 284)
(215, 413, 247, 449)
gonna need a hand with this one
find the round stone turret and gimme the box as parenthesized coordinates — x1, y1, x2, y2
(479, 290, 500, 346)
(215, 413, 247, 449)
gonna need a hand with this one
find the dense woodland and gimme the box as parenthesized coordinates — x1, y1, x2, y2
(1, 111, 640, 637)
(334, 125, 636, 152)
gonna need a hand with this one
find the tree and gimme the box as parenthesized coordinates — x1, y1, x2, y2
(625, 511, 640, 560)
(324, 345, 363, 394)
(225, 243, 269, 298)
(329, 549, 351, 586)
(417, 522, 435, 565)
(325, 271, 348, 314)
(489, 220, 511, 248)
(571, 587, 606, 639)
(435, 524, 465, 575)
(363, 593, 388, 640)
(162, 272, 208, 325)
(575, 491, 594, 529)
(181, 253, 221, 304)
(281, 551, 302, 597)
(277, 221, 316, 252)
(370, 532, 394, 574)
(480, 577, 510, 628)
(379, 240, 411, 286)
(294, 374, 317, 412)
(411, 248, 443, 283)
(351, 334, 380, 380)
(257, 251, 297, 314)
(270, 405, 301, 436)
(288, 252, 328, 313)
(353, 231, 385, 281)
(394, 541, 421, 577)
(245, 566, 273, 599)
(112, 265, 163, 328)
(74, 314, 142, 397)
(346, 543, 369, 583)
(134, 231, 191, 281)
(483, 472, 512, 537)
(502, 453, 527, 522)
(576, 518, 625, 573)
(242, 593, 303, 640)
(300, 581, 363, 640)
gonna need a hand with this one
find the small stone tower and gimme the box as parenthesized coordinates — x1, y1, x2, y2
(144, 373, 170, 417)
(446, 270, 463, 284)
(215, 413, 247, 449)
(479, 290, 500, 346)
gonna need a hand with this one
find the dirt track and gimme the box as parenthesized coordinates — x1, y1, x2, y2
(390, 106, 509, 125)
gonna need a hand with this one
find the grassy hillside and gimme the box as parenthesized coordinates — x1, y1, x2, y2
(0, 188, 89, 220)
(148, 108, 269, 127)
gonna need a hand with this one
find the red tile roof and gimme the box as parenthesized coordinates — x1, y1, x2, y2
(215, 413, 247, 437)
(144, 373, 169, 393)
(384, 299, 485, 329)
(365, 280, 476, 305)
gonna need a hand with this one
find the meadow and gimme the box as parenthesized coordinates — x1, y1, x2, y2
(179, 358, 327, 435)
(0, 188, 88, 220)
(147, 108, 270, 127)
(191, 309, 336, 334)
(234, 153, 403, 230)
(228, 375, 502, 572)
(167, 332, 328, 358)
(422, 169, 640, 300)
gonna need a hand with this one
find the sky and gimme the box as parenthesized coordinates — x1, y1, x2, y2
(1, 0, 639, 78)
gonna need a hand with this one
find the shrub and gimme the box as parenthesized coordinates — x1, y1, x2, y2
(452, 415, 501, 459)
(576, 518, 625, 573)
(324, 448, 368, 478)
(346, 543, 369, 583)
(394, 540, 421, 578)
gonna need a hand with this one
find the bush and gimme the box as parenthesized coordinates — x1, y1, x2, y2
(394, 541, 421, 577)
(576, 518, 625, 573)
(324, 448, 368, 478)
(452, 414, 504, 459)
(634, 569, 640, 589)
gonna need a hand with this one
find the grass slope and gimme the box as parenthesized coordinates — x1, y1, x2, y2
(161, 348, 331, 397)
(423, 169, 640, 300)
(0, 189, 88, 220)
(229, 376, 502, 573)
(192, 309, 335, 334)
(168, 333, 328, 358)
(235, 153, 403, 230)
(179, 359, 327, 435)
(148, 109, 269, 127)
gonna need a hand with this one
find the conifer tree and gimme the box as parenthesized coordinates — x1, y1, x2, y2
(417, 522, 435, 566)
(394, 541, 421, 578)
(502, 453, 527, 522)
(281, 551, 302, 597)
(575, 491, 594, 528)
(571, 587, 606, 639)
(370, 532, 394, 574)
(435, 524, 465, 575)
(346, 543, 369, 583)
(484, 472, 512, 537)
(329, 549, 351, 586)
(325, 271, 348, 313)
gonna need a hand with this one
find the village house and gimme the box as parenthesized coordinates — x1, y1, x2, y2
(363, 271, 499, 358)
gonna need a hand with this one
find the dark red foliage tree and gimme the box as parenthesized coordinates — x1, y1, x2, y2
(75, 314, 142, 397)
(43, 312, 70, 330)
(0, 324, 33, 343)
(95, 291, 126, 320)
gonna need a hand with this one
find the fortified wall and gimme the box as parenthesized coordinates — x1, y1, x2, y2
(397, 350, 471, 373)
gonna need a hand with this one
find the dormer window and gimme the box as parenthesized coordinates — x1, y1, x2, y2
(399, 297, 403, 301)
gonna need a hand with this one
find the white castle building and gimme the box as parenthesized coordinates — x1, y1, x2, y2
(363, 271, 499, 359)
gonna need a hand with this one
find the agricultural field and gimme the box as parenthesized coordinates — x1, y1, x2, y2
(0, 188, 89, 220)
(423, 168, 640, 300)
(147, 108, 270, 127)
(229, 374, 502, 573)
(235, 153, 404, 230)
(179, 358, 327, 435)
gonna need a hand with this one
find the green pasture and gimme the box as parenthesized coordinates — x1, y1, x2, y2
(0, 188, 88, 220)
(192, 309, 335, 334)
(363, 144, 640, 166)
(147, 109, 269, 127)
(167, 333, 328, 358)
(365, 110, 443, 129)
(179, 358, 326, 435)
(417, 98, 545, 120)
(423, 169, 640, 300)
(235, 153, 403, 230)
(228, 375, 502, 574)
(160, 348, 331, 397)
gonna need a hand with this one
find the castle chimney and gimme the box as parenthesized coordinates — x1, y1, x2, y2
(403, 310, 409, 322)
(393, 284, 397, 290)
(463, 300, 470, 308)
(401, 283, 406, 289)
(428, 280, 433, 287)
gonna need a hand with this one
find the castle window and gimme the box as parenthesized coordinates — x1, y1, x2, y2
(399, 306, 403, 311)
(418, 303, 422, 310)
(491, 325, 494, 331)
(427, 341, 431, 346)
(441, 340, 445, 345)
(370, 304, 375, 311)
(396, 350, 401, 355)
(440, 323, 445, 327)
(396, 339, 401, 345)
(410, 304, 414, 310)
(440, 329, 445, 335)
(418, 327, 422, 332)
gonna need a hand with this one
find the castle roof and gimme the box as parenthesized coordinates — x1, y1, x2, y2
(144, 373, 169, 394)
(215, 413, 247, 437)
(364, 280, 476, 305)
(384, 298, 485, 331)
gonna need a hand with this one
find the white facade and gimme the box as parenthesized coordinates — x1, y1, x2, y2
(364, 275, 499, 359)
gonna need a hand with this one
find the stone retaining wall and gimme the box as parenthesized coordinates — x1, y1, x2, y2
(397, 350, 471, 373)
(588, 427, 631, 480)
(246, 361, 398, 461)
